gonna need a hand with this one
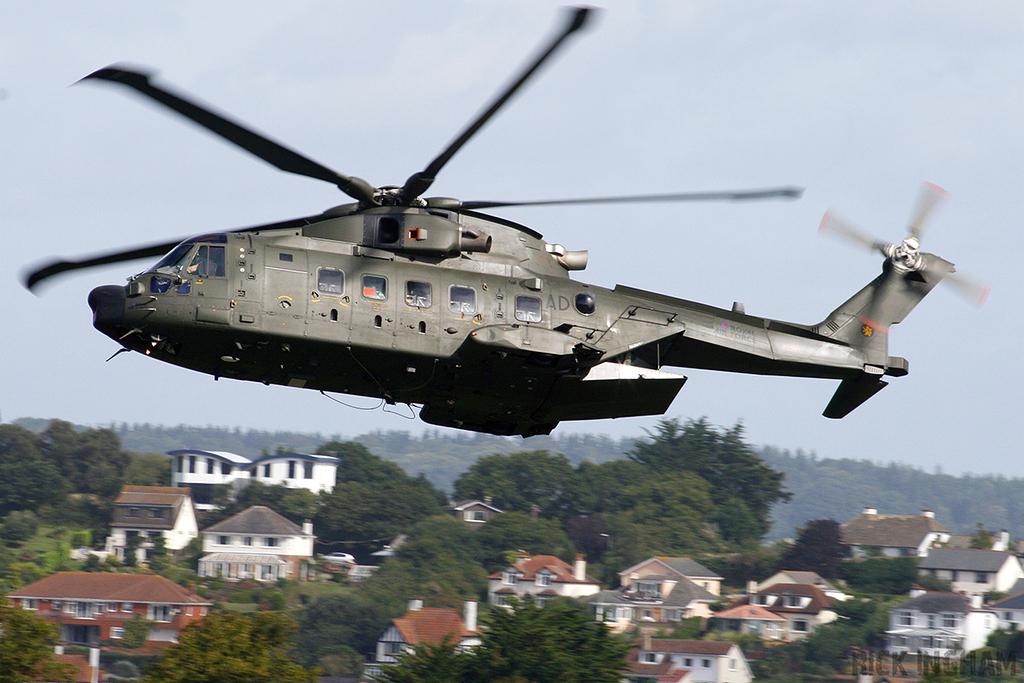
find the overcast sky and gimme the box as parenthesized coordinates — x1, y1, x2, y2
(4, 1, 1022, 476)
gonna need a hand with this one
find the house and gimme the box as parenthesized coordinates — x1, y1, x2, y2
(488, 552, 601, 606)
(943, 529, 1014, 552)
(588, 576, 718, 634)
(169, 449, 339, 509)
(446, 498, 503, 526)
(840, 507, 950, 558)
(363, 599, 480, 680)
(918, 548, 1024, 596)
(105, 485, 199, 564)
(197, 505, 315, 581)
(986, 592, 1024, 631)
(8, 572, 210, 647)
(732, 583, 837, 641)
(626, 637, 752, 683)
(886, 591, 997, 656)
(756, 570, 847, 601)
(621, 557, 723, 596)
(709, 603, 786, 640)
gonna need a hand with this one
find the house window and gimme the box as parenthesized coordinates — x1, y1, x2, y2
(468, 510, 486, 521)
(243, 537, 253, 546)
(792, 619, 808, 632)
(21, 598, 38, 610)
(52, 600, 62, 611)
(943, 613, 959, 628)
(218, 535, 230, 546)
(122, 603, 133, 612)
(304, 461, 313, 479)
(703, 659, 711, 668)
(976, 572, 989, 583)
(189, 455, 196, 473)
(753, 594, 769, 605)
(263, 463, 271, 478)
(207, 458, 214, 474)
(288, 460, 296, 479)
(111, 627, 125, 639)
(222, 462, 231, 475)
(151, 605, 172, 622)
(950, 570, 958, 581)
(448, 286, 476, 315)
(176, 456, 183, 473)
(493, 594, 508, 607)
(406, 281, 432, 308)
(264, 537, 279, 547)
(149, 508, 164, 518)
(537, 573, 551, 587)
(897, 611, 913, 626)
(641, 652, 657, 664)
(108, 602, 118, 612)
(684, 658, 693, 668)
(126, 507, 140, 517)
(785, 596, 802, 607)
(503, 571, 519, 585)
(731, 659, 737, 670)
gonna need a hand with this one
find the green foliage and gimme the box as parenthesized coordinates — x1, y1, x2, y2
(0, 511, 40, 545)
(780, 519, 846, 578)
(839, 556, 919, 594)
(142, 611, 318, 683)
(474, 512, 576, 571)
(453, 450, 582, 519)
(124, 452, 172, 486)
(0, 597, 77, 683)
(122, 617, 155, 649)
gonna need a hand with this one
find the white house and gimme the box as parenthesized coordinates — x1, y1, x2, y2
(105, 486, 198, 564)
(197, 505, 315, 581)
(841, 507, 951, 558)
(446, 498, 503, 526)
(918, 548, 1024, 596)
(757, 570, 848, 601)
(364, 599, 480, 680)
(886, 591, 997, 656)
(169, 449, 339, 510)
(627, 637, 752, 683)
(488, 552, 600, 606)
(735, 583, 838, 641)
(986, 592, 1024, 631)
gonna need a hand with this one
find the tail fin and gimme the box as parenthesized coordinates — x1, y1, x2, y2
(816, 252, 953, 416)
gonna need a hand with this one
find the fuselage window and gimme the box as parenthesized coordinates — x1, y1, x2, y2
(574, 291, 596, 315)
(185, 245, 226, 277)
(515, 295, 543, 323)
(449, 286, 476, 315)
(279, 253, 294, 263)
(406, 281, 432, 308)
(317, 268, 345, 295)
(362, 274, 388, 301)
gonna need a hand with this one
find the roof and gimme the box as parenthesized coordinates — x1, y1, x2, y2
(841, 512, 949, 548)
(987, 592, 1024, 610)
(918, 548, 1016, 572)
(585, 576, 716, 608)
(392, 607, 476, 646)
(446, 499, 503, 513)
(9, 572, 210, 605)
(169, 449, 254, 465)
(622, 557, 722, 581)
(114, 485, 191, 506)
(640, 639, 734, 656)
(488, 554, 599, 585)
(250, 452, 339, 465)
(891, 591, 972, 614)
(772, 570, 841, 593)
(749, 583, 835, 615)
(202, 505, 310, 536)
(199, 552, 287, 565)
(714, 604, 786, 621)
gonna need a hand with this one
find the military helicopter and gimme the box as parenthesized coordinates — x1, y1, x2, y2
(25, 7, 984, 437)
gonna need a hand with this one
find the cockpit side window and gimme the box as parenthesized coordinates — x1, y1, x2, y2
(185, 245, 226, 278)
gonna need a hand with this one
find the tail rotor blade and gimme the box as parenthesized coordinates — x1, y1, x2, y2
(907, 182, 949, 241)
(945, 270, 991, 307)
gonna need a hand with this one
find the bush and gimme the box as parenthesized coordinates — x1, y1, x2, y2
(0, 510, 40, 544)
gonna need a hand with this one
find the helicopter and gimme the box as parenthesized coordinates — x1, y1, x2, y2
(24, 7, 985, 437)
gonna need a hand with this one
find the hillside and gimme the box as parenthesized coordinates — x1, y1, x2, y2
(13, 418, 1024, 541)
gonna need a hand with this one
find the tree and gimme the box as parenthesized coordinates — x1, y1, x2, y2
(781, 519, 846, 578)
(376, 598, 629, 683)
(142, 611, 318, 683)
(453, 450, 582, 519)
(473, 512, 576, 572)
(0, 597, 76, 683)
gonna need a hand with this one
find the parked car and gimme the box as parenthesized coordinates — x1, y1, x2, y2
(320, 552, 356, 565)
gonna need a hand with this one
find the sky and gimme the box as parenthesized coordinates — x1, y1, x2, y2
(4, 1, 1022, 476)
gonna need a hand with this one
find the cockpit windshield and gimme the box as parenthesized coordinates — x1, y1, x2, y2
(153, 243, 194, 272)
(152, 233, 229, 274)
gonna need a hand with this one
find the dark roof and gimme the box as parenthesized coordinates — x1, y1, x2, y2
(988, 592, 1024, 610)
(891, 591, 972, 614)
(640, 639, 734, 656)
(111, 485, 190, 530)
(841, 512, 949, 548)
(918, 548, 1015, 572)
(745, 583, 835, 615)
(202, 505, 308, 536)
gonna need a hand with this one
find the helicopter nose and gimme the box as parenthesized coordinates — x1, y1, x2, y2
(88, 284, 127, 336)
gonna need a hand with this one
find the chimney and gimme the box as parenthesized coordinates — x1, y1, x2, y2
(922, 509, 935, 519)
(997, 530, 1010, 552)
(643, 633, 652, 651)
(747, 580, 758, 595)
(909, 587, 926, 598)
(863, 506, 877, 516)
(530, 504, 540, 521)
(408, 598, 423, 611)
(303, 520, 313, 535)
(483, 495, 492, 505)
(574, 554, 586, 581)
(970, 594, 983, 609)
(464, 599, 478, 633)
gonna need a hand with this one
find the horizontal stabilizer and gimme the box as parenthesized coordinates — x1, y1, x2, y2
(823, 375, 888, 419)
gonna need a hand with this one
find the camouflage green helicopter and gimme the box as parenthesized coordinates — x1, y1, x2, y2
(25, 8, 985, 437)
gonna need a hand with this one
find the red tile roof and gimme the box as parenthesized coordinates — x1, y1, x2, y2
(487, 554, 599, 584)
(9, 572, 210, 605)
(392, 607, 476, 646)
(714, 604, 785, 620)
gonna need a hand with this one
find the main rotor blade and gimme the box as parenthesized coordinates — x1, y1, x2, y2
(435, 186, 803, 211)
(819, 209, 884, 253)
(80, 66, 378, 204)
(24, 215, 315, 292)
(400, 6, 594, 202)
(906, 182, 948, 241)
